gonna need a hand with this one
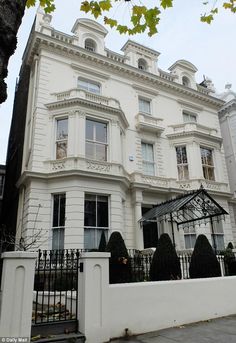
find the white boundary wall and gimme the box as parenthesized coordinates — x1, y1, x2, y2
(109, 277, 236, 339)
(78, 253, 236, 343)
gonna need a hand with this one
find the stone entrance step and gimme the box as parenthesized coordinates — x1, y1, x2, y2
(31, 332, 86, 343)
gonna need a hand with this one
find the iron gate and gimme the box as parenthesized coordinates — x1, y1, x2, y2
(32, 249, 81, 332)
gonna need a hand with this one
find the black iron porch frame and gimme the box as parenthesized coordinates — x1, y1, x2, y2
(139, 187, 228, 251)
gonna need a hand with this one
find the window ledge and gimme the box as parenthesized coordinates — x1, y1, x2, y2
(136, 112, 164, 134)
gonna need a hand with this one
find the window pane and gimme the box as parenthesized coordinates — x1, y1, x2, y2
(212, 234, 224, 251)
(97, 196, 108, 227)
(52, 228, 64, 250)
(86, 119, 94, 140)
(78, 79, 88, 91)
(139, 98, 151, 113)
(184, 234, 196, 249)
(84, 196, 96, 227)
(95, 121, 107, 143)
(56, 142, 67, 159)
(95, 144, 107, 161)
(59, 194, 66, 227)
(84, 229, 96, 249)
(57, 119, 68, 140)
(89, 82, 100, 94)
(53, 194, 59, 227)
(86, 142, 95, 159)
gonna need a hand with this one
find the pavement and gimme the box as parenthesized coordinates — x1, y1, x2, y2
(110, 315, 236, 342)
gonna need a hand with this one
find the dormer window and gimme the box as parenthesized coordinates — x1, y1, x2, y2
(182, 76, 190, 87)
(85, 38, 96, 52)
(138, 58, 148, 71)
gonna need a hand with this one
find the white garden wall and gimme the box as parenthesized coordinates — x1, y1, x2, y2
(78, 253, 236, 343)
(108, 277, 236, 339)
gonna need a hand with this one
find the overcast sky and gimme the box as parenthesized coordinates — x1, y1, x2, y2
(0, 0, 236, 164)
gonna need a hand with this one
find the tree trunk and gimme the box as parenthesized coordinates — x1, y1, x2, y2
(0, 0, 27, 104)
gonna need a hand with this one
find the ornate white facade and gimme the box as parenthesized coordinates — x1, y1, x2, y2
(15, 9, 235, 251)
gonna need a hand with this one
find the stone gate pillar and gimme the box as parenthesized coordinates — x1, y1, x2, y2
(0, 251, 37, 339)
(78, 252, 110, 343)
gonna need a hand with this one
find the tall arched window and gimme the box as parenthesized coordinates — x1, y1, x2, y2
(182, 76, 190, 87)
(85, 38, 96, 52)
(138, 58, 148, 71)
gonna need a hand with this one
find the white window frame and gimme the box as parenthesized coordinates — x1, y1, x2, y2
(52, 193, 66, 250)
(84, 38, 96, 52)
(84, 193, 109, 250)
(139, 97, 151, 114)
(184, 227, 196, 249)
(141, 142, 155, 176)
(183, 111, 197, 123)
(211, 220, 225, 251)
(85, 118, 108, 161)
(200, 146, 215, 181)
(55, 117, 68, 160)
(78, 78, 101, 94)
(138, 58, 148, 71)
(175, 145, 189, 180)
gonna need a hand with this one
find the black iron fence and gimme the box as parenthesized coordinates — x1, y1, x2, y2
(33, 249, 82, 325)
(127, 251, 228, 282)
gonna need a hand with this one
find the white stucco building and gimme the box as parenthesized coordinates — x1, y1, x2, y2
(218, 84, 236, 244)
(12, 9, 236, 252)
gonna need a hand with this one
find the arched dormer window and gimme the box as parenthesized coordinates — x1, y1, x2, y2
(182, 76, 190, 87)
(85, 38, 96, 52)
(138, 58, 148, 71)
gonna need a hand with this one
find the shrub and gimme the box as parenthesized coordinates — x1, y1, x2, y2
(149, 233, 181, 281)
(224, 245, 236, 276)
(227, 242, 234, 250)
(106, 231, 131, 284)
(98, 230, 107, 252)
(189, 234, 221, 278)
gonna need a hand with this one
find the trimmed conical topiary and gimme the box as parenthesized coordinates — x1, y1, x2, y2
(189, 234, 221, 278)
(98, 230, 107, 252)
(149, 233, 181, 281)
(227, 242, 234, 250)
(224, 243, 236, 276)
(106, 231, 131, 284)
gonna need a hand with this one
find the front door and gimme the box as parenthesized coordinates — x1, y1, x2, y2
(142, 207, 158, 248)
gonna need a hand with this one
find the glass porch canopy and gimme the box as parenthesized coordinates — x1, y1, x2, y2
(139, 187, 228, 230)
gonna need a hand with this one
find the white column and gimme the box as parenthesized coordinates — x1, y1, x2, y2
(0, 251, 37, 339)
(78, 252, 110, 343)
(78, 110, 86, 158)
(67, 110, 76, 157)
(110, 120, 121, 163)
(132, 190, 143, 250)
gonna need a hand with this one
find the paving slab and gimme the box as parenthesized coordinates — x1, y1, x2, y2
(110, 315, 236, 343)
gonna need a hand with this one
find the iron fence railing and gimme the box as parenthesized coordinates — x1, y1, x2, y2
(128, 252, 228, 283)
(33, 249, 82, 324)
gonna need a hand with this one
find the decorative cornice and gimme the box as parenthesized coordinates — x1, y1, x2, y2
(46, 97, 129, 129)
(132, 84, 159, 97)
(177, 99, 204, 112)
(71, 63, 110, 80)
(25, 32, 224, 109)
(166, 129, 222, 145)
(218, 99, 236, 116)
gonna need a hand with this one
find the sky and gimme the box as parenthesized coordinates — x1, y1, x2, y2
(0, 0, 236, 164)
